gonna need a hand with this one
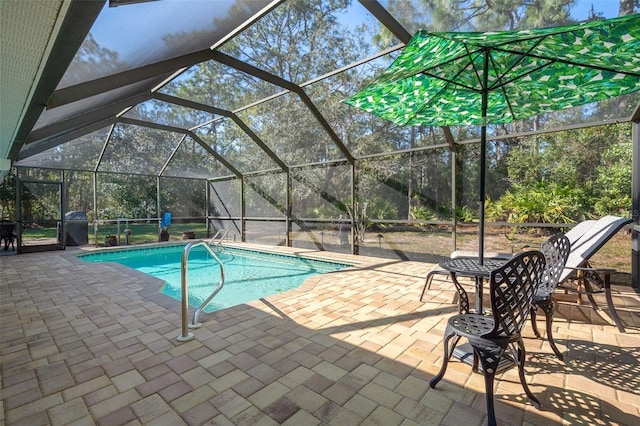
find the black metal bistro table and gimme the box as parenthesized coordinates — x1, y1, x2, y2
(438, 257, 512, 372)
(438, 257, 506, 314)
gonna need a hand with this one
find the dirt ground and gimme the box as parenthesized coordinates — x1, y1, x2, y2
(288, 224, 634, 286)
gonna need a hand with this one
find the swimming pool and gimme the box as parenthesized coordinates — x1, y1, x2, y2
(79, 245, 351, 312)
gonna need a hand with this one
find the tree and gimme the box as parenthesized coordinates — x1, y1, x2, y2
(486, 123, 632, 222)
(0, 171, 16, 219)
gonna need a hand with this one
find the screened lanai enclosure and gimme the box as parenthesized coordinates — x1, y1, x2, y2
(2, 0, 640, 285)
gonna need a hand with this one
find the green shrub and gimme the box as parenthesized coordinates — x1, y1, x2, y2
(486, 182, 579, 224)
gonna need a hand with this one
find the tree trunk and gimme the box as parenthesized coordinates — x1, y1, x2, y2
(619, 0, 634, 16)
(407, 127, 416, 220)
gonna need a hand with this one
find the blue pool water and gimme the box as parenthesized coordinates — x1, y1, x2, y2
(79, 245, 351, 312)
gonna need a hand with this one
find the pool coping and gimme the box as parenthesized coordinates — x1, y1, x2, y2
(70, 241, 382, 315)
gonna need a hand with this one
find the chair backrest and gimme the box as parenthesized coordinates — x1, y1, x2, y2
(564, 220, 596, 245)
(537, 233, 571, 298)
(485, 250, 546, 338)
(559, 215, 632, 282)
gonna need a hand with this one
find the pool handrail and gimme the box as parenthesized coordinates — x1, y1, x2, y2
(178, 241, 225, 342)
(208, 229, 236, 249)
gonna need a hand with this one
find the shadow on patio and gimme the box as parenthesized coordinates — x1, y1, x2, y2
(1, 246, 639, 425)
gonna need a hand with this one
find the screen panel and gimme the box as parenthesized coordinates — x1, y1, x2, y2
(291, 163, 351, 219)
(359, 148, 453, 222)
(98, 124, 182, 175)
(15, 127, 109, 172)
(160, 60, 284, 113)
(160, 176, 206, 219)
(244, 219, 286, 246)
(209, 178, 242, 218)
(193, 118, 280, 173)
(123, 99, 216, 130)
(58, 0, 272, 88)
(237, 92, 345, 165)
(163, 136, 234, 179)
(245, 173, 286, 218)
(218, 0, 393, 84)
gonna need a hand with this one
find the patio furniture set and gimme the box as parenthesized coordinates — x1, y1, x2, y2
(422, 215, 632, 426)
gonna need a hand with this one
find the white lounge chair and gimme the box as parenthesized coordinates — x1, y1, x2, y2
(556, 215, 631, 333)
(419, 219, 595, 302)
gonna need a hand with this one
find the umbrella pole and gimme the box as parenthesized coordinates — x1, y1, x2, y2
(478, 50, 489, 266)
(479, 126, 486, 265)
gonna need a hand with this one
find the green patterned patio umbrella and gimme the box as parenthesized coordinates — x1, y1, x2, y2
(345, 14, 640, 263)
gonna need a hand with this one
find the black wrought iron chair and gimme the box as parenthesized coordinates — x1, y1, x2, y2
(429, 250, 546, 426)
(530, 233, 571, 360)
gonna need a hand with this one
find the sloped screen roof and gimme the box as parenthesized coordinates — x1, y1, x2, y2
(12, 0, 640, 179)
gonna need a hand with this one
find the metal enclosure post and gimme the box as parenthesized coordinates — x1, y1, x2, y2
(15, 168, 21, 250)
(156, 177, 161, 230)
(632, 104, 640, 289)
(93, 124, 112, 247)
(286, 170, 292, 247)
(60, 170, 66, 248)
(206, 179, 210, 238)
(351, 161, 358, 255)
(240, 178, 246, 242)
(93, 172, 98, 246)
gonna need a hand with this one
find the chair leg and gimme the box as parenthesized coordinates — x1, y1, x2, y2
(538, 300, 563, 360)
(530, 306, 541, 338)
(579, 274, 601, 310)
(429, 332, 460, 388)
(420, 272, 434, 301)
(421, 269, 452, 301)
(515, 340, 541, 408)
(602, 271, 626, 333)
(473, 344, 504, 426)
(483, 368, 498, 426)
(583, 270, 626, 333)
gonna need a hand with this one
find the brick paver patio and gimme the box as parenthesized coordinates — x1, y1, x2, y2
(1, 243, 639, 425)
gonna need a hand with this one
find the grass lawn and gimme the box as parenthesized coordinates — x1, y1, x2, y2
(21, 222, 210, 245)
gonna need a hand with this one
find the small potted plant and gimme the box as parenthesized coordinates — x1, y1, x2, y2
(158, 211, 171, 242)
(181, 231, 195, 240)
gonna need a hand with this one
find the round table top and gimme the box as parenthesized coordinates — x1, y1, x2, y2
(439, 257, 507, 277)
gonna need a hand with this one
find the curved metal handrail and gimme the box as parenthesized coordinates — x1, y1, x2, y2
(177, 241, 225, 342)
(208, 229, 237, 249)
(226, 229, 237, 242)
(209, 229, 226, 242)
(208, 229, 229, 249)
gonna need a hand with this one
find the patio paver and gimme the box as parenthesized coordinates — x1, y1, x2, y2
(1, 243, 639, 425)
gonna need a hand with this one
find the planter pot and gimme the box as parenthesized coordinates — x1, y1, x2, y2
(159, 229, 170, 242)
(182, 231, 196, 240)
(105, 235, 117, 247)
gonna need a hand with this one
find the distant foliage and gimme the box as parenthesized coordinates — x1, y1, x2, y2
(0, 171, 16, 219)
(486, 123, 632, 223)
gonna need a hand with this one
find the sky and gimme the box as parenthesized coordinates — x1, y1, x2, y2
(87, 0, 627, 67)
(571, 0, 621, 19)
